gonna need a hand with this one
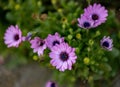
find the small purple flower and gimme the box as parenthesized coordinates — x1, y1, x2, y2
(22, 32, 32, 41)
(30, 37, 46, 56)
(84, 3, 108, 27)
(45, 81, 57, 87)
(49, 43, 77, 72)
(4, 25, 22, 47)
(46, 32, 64, 50)
(78, 14, 94, 29)
(100, 36, 113, 51)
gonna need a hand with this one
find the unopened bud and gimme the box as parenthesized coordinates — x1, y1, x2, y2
(68, 35, 72, 40)
(83, 57, 90, 65)
(89, 39, 94, 46)
(76, 33, 81, 39)
(33, 55, 38, 61)
(51, 0, 57, 5)
(96, 30, 101, 36)
(15, 4, 20, 10)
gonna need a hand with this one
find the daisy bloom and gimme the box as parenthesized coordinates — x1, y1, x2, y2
(4, 25, 22, 47)
(84, 3, 108, 27)
(100, 36, 113, 51)
(45, 81, 57, 87)
(46, 32, 64, 49)
(30, 37, 46, 56)
(49, 43, 77, 72)
(78, 14, 94, 29)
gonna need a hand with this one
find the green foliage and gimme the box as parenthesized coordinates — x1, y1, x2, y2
(0, 0, 120, 87)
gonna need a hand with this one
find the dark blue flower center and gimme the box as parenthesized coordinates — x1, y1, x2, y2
(51, 82, 55, 87)
(92, 14, 99, 20)
(39, 41, 44, 46)
(60, 52, 69, 61)
(102, 41, 109, 47)
(37, 40, 45, 46)
(83, 22, 90, 28)
(14, 34, 19, 41)
(53, 40, 60, 46)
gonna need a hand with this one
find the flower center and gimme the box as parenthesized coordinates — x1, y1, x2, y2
(60, 52, 69, 61)
(92, 14, 99, 20)
(40, 42, 44, 46)
(51, 82, 55, 87)
(83, 22, 90, 28)
(14, 34, 19, 41)
(53, 40, 60, 46)
(39, 40, 45, 46)
(102, 41, 109, 47)
(37, 40, 45, 46)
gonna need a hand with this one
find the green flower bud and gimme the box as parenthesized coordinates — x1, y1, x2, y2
(76, 33, 81, 39)
(68, 35, 73, 40)
(37, 1, 42, 7)
(69, 28, 73, 34)
(51, 0, 57, 5)
(61, 17, 67, 24)
(89, 39, 94, 46)
(15, 4, 20, 10)
(33, 55, 38, 61)
(96, 30, 101, 36)
(83, 57, 90, 65)
(87, 47, 91, 52)
(57, 8, 63, 13)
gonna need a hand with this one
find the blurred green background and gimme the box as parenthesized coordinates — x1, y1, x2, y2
(0, 0, 120, 87)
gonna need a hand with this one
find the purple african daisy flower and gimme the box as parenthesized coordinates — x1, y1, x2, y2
(45, 81, 57, 87)
(4, 25, 22, 48)
(78, 14, 94, 29)
(30, 37, 46, 56)
(100, 36, 113, 51)
(49, 43, 77, 72)
(84, 3, 108, 27)
(46, 32, 64, 50)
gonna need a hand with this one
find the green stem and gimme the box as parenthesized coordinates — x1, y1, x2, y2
(86, 29, 89, 36)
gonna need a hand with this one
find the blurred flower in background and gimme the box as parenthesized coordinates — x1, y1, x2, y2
(45, 81, 58, 87)
(0, 0, 120, 87)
